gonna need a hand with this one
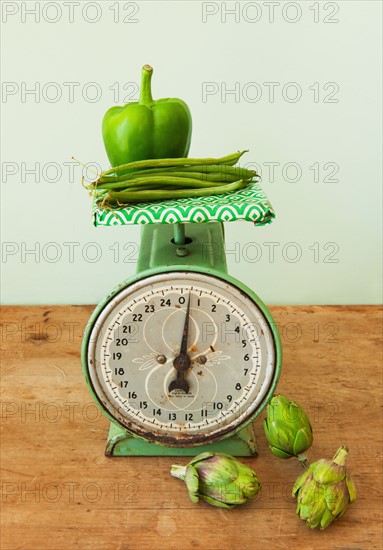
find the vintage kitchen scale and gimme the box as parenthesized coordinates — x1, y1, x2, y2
(81, 181, 282, 457)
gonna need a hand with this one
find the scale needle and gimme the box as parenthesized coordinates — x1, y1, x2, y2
(168, 290, 192, 394)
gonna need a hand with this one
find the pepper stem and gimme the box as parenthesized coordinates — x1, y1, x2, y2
(170, 464, 186, 481)
(139, 64, 154, 105)
(332, 445, 349, 466)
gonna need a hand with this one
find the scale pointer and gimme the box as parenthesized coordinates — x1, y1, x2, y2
(168, 291, 192, 394)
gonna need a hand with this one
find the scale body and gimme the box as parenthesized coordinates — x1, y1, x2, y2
(82, 222, 282, 456)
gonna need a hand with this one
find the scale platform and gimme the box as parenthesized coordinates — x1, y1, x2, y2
(92, 180, 275, 227)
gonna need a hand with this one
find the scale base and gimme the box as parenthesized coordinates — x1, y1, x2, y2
(105, 422, 258, 457)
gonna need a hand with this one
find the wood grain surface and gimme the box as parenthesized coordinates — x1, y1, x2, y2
(1, 305, 382, 550)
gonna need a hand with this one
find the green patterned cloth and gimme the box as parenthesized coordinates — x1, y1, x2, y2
(93, 181, 275, 226)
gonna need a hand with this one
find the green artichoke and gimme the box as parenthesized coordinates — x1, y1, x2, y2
(264, 394, 313, 460)
(170, 452, 261, 508)
(293, 446, 356, 530)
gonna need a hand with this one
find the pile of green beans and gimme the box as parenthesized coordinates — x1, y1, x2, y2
(87, 151, 258, 209)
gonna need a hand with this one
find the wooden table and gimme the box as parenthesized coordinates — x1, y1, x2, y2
(1, 305, 382, 549)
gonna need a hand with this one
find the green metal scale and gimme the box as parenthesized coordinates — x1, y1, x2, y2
(82, 197, 282, 457)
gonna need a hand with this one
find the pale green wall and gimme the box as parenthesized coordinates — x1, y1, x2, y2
(1, 1, 381, 305)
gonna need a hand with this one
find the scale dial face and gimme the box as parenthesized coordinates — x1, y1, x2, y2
(86, 271, 278, 446)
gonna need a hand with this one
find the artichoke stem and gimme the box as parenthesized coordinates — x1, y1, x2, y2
(170, 464, 187, 481)
(332, 445, 349, 466)
(297, 453, 309, 469)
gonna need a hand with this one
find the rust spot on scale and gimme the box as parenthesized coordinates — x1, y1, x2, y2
(122, 420, 238, 446)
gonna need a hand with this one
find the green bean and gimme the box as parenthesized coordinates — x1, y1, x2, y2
(100, 151, 248, 178)
(98, 180, 248, 208)
(93, 183, 225, 195)
(97, 164, 257, 184)
(171, 165, 256, 177)
(93, 176, 239, 194)
(92, 172, 249, 191)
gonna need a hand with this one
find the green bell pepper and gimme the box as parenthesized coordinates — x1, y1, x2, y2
(102, 64, 192, 168)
